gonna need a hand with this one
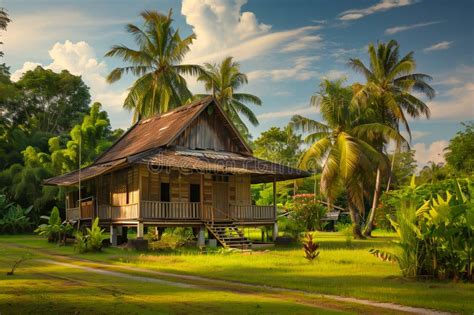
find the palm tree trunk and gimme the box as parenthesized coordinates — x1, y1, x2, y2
(364, 167, 382, 237)
(348, 200, 364, 239)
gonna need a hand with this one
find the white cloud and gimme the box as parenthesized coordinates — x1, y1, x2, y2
(257, 105, 316, 121)
(400, 130, 430, 141)
(413, 140, 448, 167)
(339, 0, 415, 21)
(428, 82, 474, 120)
(11, 62, 42, 81)
(384, 21, 440, 35)
(423, 41, 452, 53)
(281, 35, 323, 52)
(181, 0, 321, 64)
(321, 69, 348, 81)
(247, 56, 320, 81)
(12, 41, 129, 123)
(2, 9, 129, 59)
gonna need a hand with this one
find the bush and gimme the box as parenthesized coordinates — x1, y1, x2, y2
(0, 194, 32, 234)
(35, 206, 72, 243)
(75, 218, 105, 253)
(147, 227, 194, 250)
(288, 194, 328, 231)
(371, 179, 474, 281)
(278, 215, 305, 240)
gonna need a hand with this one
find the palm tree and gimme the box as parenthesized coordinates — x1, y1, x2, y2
(0, 8, 11, 57)
(290, 79, 405, 238)
(105, 10, 202, 121)
(349, 40, 435, 237)
(197, 57, 261, 139)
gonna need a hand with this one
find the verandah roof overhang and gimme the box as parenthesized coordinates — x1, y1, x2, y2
(132, 148, 311, 184)
(44, 149, 311, 186)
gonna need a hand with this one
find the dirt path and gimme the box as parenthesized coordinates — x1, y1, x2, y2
(3, 242, 454, 315)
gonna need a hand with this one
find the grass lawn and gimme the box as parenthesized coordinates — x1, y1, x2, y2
(1, 231, 473, 314)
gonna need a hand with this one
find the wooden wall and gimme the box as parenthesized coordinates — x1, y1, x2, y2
(95, 166, 139, 206)
(72, 165, 252, 209)
(172, 109, 244, 153)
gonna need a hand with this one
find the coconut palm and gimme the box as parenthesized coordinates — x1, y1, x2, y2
(290, 79, 406, 238)
(0, 8, 11, 57)
(349, 40, 435, 236)
(105, 10, 203, 121)
(197, 57, 261, 139)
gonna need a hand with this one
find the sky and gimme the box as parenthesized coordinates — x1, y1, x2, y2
(1, 0, 473, 167)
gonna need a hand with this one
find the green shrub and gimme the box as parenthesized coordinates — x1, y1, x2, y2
(371, 178, 474, 281)
(287, 194, 328, 231)
(0, 194, 32, 234)
(75, 218, 105, 253)
(278, 215, 305, 239)
(35, 206, 72, 243)
(147, 227, 194, 251)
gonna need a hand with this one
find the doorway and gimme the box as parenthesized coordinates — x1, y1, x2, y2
(212, 175, 229, 219)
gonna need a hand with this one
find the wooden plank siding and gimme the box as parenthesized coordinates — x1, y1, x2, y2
(172, 108, 243, 152)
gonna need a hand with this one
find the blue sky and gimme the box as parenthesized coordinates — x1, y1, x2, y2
(1, 0, 473, 166)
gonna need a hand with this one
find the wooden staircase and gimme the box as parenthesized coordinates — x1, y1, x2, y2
(205, 222, 252, 250)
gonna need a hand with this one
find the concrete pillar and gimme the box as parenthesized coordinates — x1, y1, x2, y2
(137, 222, 144, 239)
(273, 175, 278, 242)
(273, 222, 279, 242)
(110, 225, 118, 246)
(197, 225, 206, 247)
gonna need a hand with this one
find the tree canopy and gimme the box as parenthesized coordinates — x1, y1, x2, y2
(106, 9, 202, 121)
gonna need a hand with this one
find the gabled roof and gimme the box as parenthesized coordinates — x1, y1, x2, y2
(94, 97, 251, 164)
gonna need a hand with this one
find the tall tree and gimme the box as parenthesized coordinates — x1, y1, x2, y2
(444, 122, 474, 174)
(14, 66, 91, 134)
(253, 125, 302, 166)
(290, 79, 404, 238)
(349, 40, 434, 236)
(0, 8, 11, 57)
(197, 57, 261, 139)
(105, 10, 202, 121)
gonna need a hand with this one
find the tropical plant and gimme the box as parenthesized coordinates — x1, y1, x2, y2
(105, 10, 202, 121)
(371, 178, 474, 281)
(75, 217, 104, 253)
(0, 203, 32, 234)
(288, 194, 328, 231)
(35, 206, 72, 243)
(253, 125, 303, 165)
(303, 233, 320, 261)
(349, 40, 435, 237)
(197, 57, 262, 139)
(290, 79, 404, 238)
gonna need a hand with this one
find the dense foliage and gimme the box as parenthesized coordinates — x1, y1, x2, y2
(445, 122, 474, 174)
(372, 178, 473, 281)
(287, 194, 327, 231)
(75, 218, 105, 253)
(35, 206, 73, 244)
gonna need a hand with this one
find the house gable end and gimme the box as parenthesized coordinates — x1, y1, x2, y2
(170, 101, 251, 154)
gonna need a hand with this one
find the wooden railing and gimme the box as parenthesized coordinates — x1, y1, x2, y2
(66, 207, 80, 221)
(230, 204, 275, 221)
(80, 200, 94, 218)
(97, 204, 139, 220)
(141, 201, 201, 220)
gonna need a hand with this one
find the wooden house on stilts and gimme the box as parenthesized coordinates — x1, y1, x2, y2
(44, 97, 310, 249)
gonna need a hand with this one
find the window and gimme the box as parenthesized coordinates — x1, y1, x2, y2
(212, 175, 229, 182)
(160, 183, 170, 202)
(190, 184, 200, 202)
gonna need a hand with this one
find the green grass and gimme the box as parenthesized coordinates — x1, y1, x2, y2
(0, 245, 341, 314)
(1, 232, 473, 314)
